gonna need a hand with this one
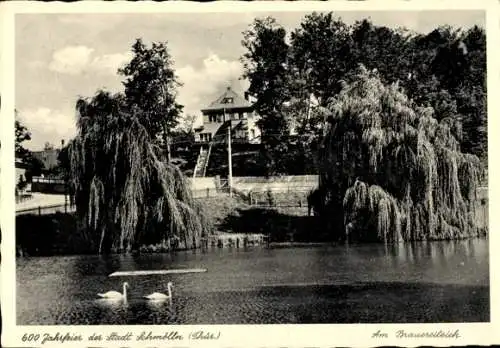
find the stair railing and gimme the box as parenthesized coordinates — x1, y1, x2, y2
(202, 142, 213, 177)
(193, 146, 204, 178)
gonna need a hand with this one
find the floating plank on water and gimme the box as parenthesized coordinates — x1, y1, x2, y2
(109, 268, 207, 277)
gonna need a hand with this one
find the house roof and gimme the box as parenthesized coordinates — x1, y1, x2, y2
(195, 120, 247, 138)
(201, 87, 252, 112)
(195, 122, 223, 135)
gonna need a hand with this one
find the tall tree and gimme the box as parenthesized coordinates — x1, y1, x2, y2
(286, 13, 354, 174)
(350, 19, 415, 86)
(57, 144, 71, 182)
(289, 12, 353, 106)
(67, 39, 210, 254)
(118, 39, 184, 162)
(319, 66, 483, 242)
(454, 26, 487, 161)
(15, 111, 31, 160)
(405, 25, 486, 160)
(177, 114, 197, 135)
(69, 91, 210, 254)
(15, 113, 46, 181)
(241, 17, 291, 175)
(241, 14, 486, 176)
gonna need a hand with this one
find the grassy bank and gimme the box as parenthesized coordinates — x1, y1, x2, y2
(196, 194, 327, 242)
(15, 193, 322, 256)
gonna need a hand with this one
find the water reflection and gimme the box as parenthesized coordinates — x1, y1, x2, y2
(146, 299, 173, 312)
(379, 239, 486, 268)
(17, 239, 489, 324)
(95, 298, 128, 310)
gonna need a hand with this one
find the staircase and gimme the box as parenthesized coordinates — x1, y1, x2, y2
(193, 144, 212, 178)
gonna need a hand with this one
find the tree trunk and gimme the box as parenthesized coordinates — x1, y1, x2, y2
(164, 131, 171, 163)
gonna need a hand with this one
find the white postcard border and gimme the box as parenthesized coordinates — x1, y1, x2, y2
(1, 1, 499, 347)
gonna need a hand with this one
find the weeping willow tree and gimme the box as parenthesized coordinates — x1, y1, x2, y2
(69, 91, 211, 254)
(319, 66, 484, 243)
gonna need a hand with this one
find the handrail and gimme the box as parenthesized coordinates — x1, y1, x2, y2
(202, 142, 213, 177)
(192, 146, 204, 178)
(16, 203, 76, 216)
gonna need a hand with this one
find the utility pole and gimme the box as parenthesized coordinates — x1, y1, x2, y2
(226, 109, 233, 197)
(166, 133, 171, 163)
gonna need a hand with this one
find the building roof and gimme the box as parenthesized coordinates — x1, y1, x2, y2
(201, 87, 252, 112)
(195, 122, 223, 135)
(195, 120, 248, 139)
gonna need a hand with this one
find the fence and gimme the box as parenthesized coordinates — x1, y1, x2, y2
(231, 175, 318, 194)
(192, 188, 220, 199)
(16, 202, 76, 216)
(188, 175, 319, 192)
(190, 177, 315, 212)
(248, 186, 311, 206)
(188, 177, 217, 191)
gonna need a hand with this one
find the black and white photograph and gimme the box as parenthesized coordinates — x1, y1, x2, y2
(0, 0, 495, 346)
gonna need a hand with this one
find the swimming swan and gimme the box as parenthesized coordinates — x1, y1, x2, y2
(145, 281, 173, 302)
(98, 282, 129, 301)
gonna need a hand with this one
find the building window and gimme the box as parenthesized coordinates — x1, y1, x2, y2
(209, 115, 216, 123)
(239, 112, 244, 119)
(222, 97, 233, 104)
(217, 114, 223, 123)
(201, 133, 212, 142)
(251, 129, 256, 139)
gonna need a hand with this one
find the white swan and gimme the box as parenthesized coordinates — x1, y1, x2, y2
(145, 281, 173, 303)
(98, 282, 129, 301)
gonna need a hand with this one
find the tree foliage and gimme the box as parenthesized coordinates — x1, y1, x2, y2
(289, 12, 353, 106)
(69, 91, 210, 254)
(240, 14, 486, 174)
(118, 39, 184, 143)
(23, 156, 45, 182)
(241, 17, 291, 175)
(319, 67, 483, 242)
(68, 39, 209, 254)
(15, 111, 31, 159)
(14, 111, 48, 181)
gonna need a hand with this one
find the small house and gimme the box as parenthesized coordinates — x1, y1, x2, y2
(194, 87, 261, 144)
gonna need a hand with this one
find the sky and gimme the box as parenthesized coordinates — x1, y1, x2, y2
(15, 10, 484, 151)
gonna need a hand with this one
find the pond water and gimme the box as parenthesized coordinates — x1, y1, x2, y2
(17, 239, 489, 325)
